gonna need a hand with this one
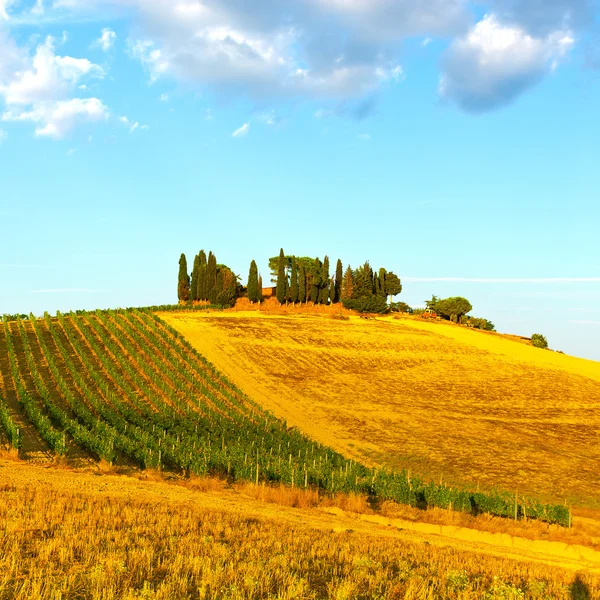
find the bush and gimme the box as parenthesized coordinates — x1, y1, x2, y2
(342, 295, 388, 314)
(531, 334, 548, 349)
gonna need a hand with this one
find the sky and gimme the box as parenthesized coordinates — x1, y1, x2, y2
(0, 0, 599, 361)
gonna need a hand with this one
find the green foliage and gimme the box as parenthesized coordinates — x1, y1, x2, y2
(298, 264, 306, 303)
(334, 259, 343, 304)
(464, 316, 496, 331)
(428, 296, 473, 320)
(190, 255, 200, 302)
(276, 248, 287, 304)
(177, 253, 190, 302)
(342, 295, 388, 314)
(206, 252, 217, 304)
(385, 272, 402, 298)
(390, 302, 412, 313)
(289, 257, 299, 303)
(310, 257, 322, 303)
(531, 334, 548, 349)
(341, 266, 354, 300)
(197, 250, 207, 300)
(247, 260, 260, 303)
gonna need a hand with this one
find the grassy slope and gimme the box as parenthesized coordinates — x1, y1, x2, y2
(162, 311, 600, 508)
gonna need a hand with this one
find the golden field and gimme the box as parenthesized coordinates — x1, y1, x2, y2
(1, 459, 599, 599)
(162, 310, 600, 508)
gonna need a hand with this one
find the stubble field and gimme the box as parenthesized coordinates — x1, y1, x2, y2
(162, 311, 600, 508)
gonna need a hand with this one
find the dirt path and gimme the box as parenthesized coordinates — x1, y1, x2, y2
(1, 459, 598, 575)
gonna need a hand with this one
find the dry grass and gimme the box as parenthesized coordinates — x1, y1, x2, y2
(161, 310, 600, 510)
(1, 460, 598, 599)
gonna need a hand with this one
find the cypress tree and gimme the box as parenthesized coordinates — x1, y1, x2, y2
(320, 256, 330, 304)
(310, 257, 321, 303)
(276, 248, 287, 304)
(258, 274, 263, 300)
(206, 251, 217, 304)
(247, 260, 259, 303)
(329, 277, 335, 305)
(177, 253, 190, 302)
(298, 264, 306, 303)
(190, 255, 200, 301)
(290, 257, 299, 303)
(341, 266, 354, 300)
(198, 250, 207, 301)
(334, 259, 343, 303)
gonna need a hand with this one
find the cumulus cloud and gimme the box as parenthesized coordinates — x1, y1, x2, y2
(95, 27, 116, 51)
(232, 122, 249, 137)
(0, 34, 108, 138)
(3, 97, 108, 138)
(439, 14, 574, 112)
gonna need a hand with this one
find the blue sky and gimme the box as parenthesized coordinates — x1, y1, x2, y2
(1, 0, 599, 361)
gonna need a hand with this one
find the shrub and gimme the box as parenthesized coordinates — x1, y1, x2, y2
(531, 334, 548, 349)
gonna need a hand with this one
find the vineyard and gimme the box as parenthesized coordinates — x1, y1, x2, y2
(0, 309, 570, 526)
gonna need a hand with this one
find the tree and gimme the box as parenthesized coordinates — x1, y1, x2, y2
(390, 301, 412, 313)
(385, 273, 402, 303)
(310, 257, 322, 303)
(353, 261, 374, 299)
(320, 256, 330, 304)
(258, 275, 263, 300)
(298, 264, 306, 303)
(197, 250, 207, 300)
(531, 333, 548, 349)
(190, 255, 200, 301)
(247, 260, 259, 303)
(425, 295, 440, 311)
(177, 253, 190, 302)
(434, 296, 472, 321)
(341, 266, 354, 300)
(206, 252, 218, 303)
(289, 257, 299, 303)
(334, 259, 343, 303)
(276, 248, 287, 304)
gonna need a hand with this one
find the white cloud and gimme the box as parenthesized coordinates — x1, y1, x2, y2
(232, 122, 249, 137)
(119, 115, 147, 132)
(421, 37, 433, 47)
(3, 97, 109, 138)
(31, 0, 44, 16)
(439, 14, 574, 112)
(95, 27, 116, 51)
(158, 92, 169, 102)
(0, 128, 6, 143)
(0, 33, 108, 138)
(1, 36, 104, 105)
(66, 147, 76, 155)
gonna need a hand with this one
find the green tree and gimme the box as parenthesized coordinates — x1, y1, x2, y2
(434, 297, 472, 321)
(531, 333, 548, 349)
(206, 252, 218, 304)
(298, 264, 306, 303)
(334, 259, 343, 303)
(290, 257, 299, 303)
(310, 257, 322, 303)
(258, 275, 263, 300)
(353, 261, 374, 299)
(341, 266, 354, 300)
(190, 254, 200, 301)
(320, 256, 330, 304)
(276, 248, 287, 304)
(385, 273, 402, 303)
(247, 260, 259, 303)
(177, 253, 190, 302)
(197, 250, 207, 301)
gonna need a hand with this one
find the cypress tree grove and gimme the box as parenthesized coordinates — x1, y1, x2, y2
(290, 257, 299, 303)
(198, 250, 207, 301)
(247, 260, 259, 303)
(320, 256, 330, 304)
(190, 255, 200, 301)
(177, 253, 190, 302)
(334, 259, 343, 303)
(276, 248, 287, 304)
(329, 277, 335, 305)
(298, 264, 306, 303)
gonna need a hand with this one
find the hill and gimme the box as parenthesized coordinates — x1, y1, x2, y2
(161, 310, 600, 509)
